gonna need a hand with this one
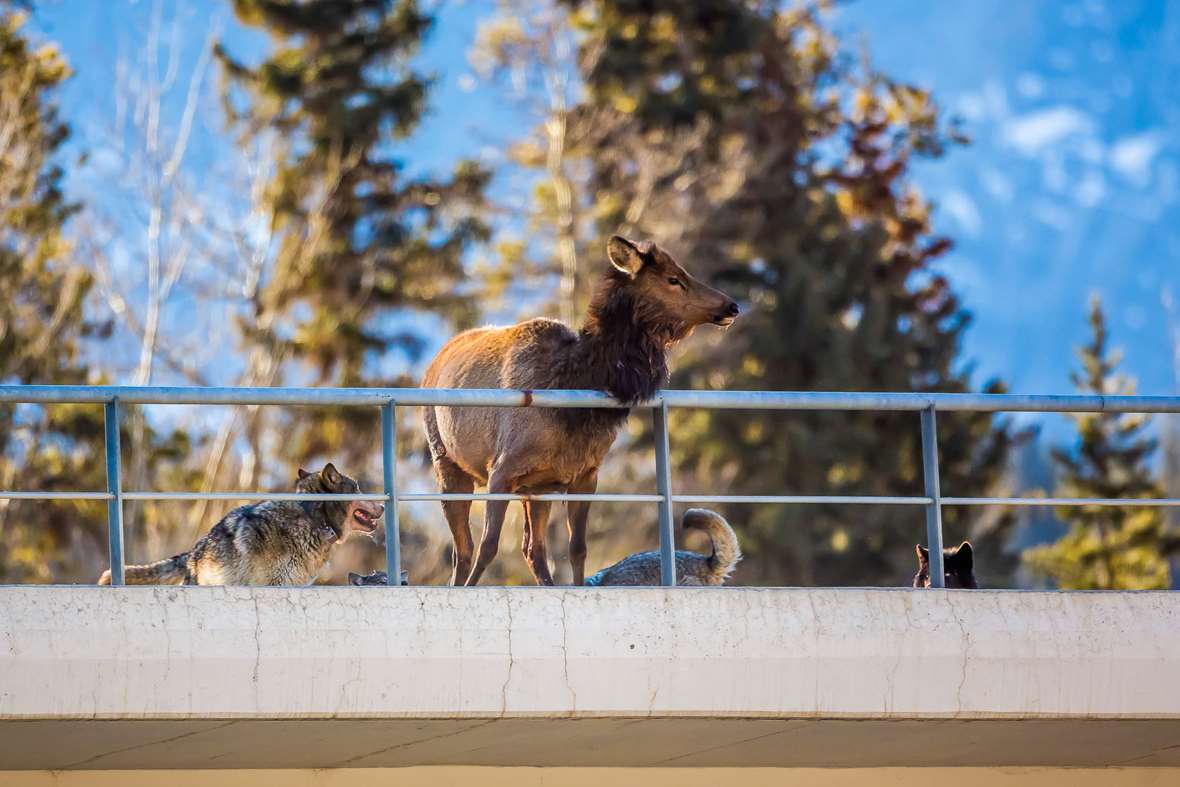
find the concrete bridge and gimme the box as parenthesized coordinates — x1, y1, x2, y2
(3, 585, 1179, 785)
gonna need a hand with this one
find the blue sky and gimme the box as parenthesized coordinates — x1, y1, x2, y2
(832, 1, 1180, 399)
(27, 0, 1180, 402)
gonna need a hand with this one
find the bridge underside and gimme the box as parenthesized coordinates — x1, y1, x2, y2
(3, 717, 1180, 770)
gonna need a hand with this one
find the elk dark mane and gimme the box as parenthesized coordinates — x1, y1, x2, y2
(550, 270, 690, 433)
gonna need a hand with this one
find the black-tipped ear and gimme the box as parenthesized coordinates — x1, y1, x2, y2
(297, 468, 311, 480)
(954, 540, 974, 569)
(322, 462, 342, 483)
(916, 544, 929, 563)
(607, 235, 646, 278)
(348, 572, 364, 586)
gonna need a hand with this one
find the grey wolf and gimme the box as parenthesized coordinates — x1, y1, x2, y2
(585, 509, 741, 586)
(423, 235, 738, 586)
(348, 569, 409, 585)
(913, 541, 977, 588)
(98, 463, 382, 586)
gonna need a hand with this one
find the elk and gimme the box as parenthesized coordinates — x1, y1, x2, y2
(422, 235, 739, 586)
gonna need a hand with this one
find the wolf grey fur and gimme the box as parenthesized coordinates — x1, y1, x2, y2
(584, 509, 741, 586)
(97, 463, 383, 586)
(348, 569, 410, 586)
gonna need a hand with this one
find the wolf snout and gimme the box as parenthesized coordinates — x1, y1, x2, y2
(351, 502, 384, 531)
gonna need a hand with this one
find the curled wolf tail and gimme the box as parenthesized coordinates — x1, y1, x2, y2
(97, 553, 188, 585)
(683, 509, 741, 584)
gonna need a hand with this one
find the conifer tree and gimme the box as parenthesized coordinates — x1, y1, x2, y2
(479, 0, 1019, 585)
(1025, 297, 1172, 590)
(215, 0, 489, 466)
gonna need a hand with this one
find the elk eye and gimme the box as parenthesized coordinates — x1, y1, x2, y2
(667, 277, 683, 288)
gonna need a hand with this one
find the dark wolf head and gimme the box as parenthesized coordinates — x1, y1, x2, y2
(295, 462, 384, 544)
(348, 569, 409, 586)
(913, 541, 977, 588)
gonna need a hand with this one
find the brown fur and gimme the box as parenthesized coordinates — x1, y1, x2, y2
(423, 236, 738, 586)
(913, 541, 978, 588)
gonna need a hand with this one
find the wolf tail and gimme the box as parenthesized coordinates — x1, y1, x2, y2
(98, 553, 188, 585)
(683, 509, 742, 584)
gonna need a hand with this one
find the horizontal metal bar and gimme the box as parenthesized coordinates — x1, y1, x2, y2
(943, 497, 1180, 507)
(398, 492, 664, 503)
(670, 494, 932, 505)
(0, 491, 114, 500)
(405, 493, 931, 505)
(121, 492, 390, 502)
(0, 385, 624, 409)
(2, 385, 1180, 413)
(12, 491, 1178, 507)
(660, 390, 1180, 413)
(8, 491, 1176, 507)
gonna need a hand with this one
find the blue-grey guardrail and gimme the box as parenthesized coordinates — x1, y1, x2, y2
(2, 385, 1179, 589)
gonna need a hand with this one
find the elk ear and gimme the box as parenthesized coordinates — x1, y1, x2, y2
(322, 462, 342, 484)
(916, 544, 929, 564)
(607, 235, 646, 278)
(297, 468, 311, 480)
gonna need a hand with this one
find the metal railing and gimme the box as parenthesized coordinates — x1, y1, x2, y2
(3, 385, 1180, 588)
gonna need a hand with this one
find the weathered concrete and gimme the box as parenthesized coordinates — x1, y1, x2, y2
(2, 586, 1179, 769)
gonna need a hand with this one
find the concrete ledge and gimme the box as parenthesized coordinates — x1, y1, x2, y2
(2, 586, 1180, 768)
(4, 586, 1179, 720)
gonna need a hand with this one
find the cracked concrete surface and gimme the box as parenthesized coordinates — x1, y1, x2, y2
(2, 586, 1180, 768)
(499, 591, 514, 716)
(3, 586, 1180, 720)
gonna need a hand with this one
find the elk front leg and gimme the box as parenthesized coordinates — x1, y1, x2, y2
(522, 499, 554, 586)
(565, 469, 598, 586)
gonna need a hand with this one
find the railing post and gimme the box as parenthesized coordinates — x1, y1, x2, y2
(652, 400, 677, 587)
(381, 400, 401, 586)
(920, 406, 946, 588)
(103, 399, 125, 586)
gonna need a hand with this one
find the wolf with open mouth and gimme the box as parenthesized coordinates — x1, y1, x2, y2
(98, 462, 383, 586)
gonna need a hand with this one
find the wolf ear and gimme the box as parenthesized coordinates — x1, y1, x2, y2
(953, 540, 974, 569)
(322, 462, 342, 483)
(297, 468, 311, 480)
(607, 235, 646, 278)
(916, 544, 929, 564)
